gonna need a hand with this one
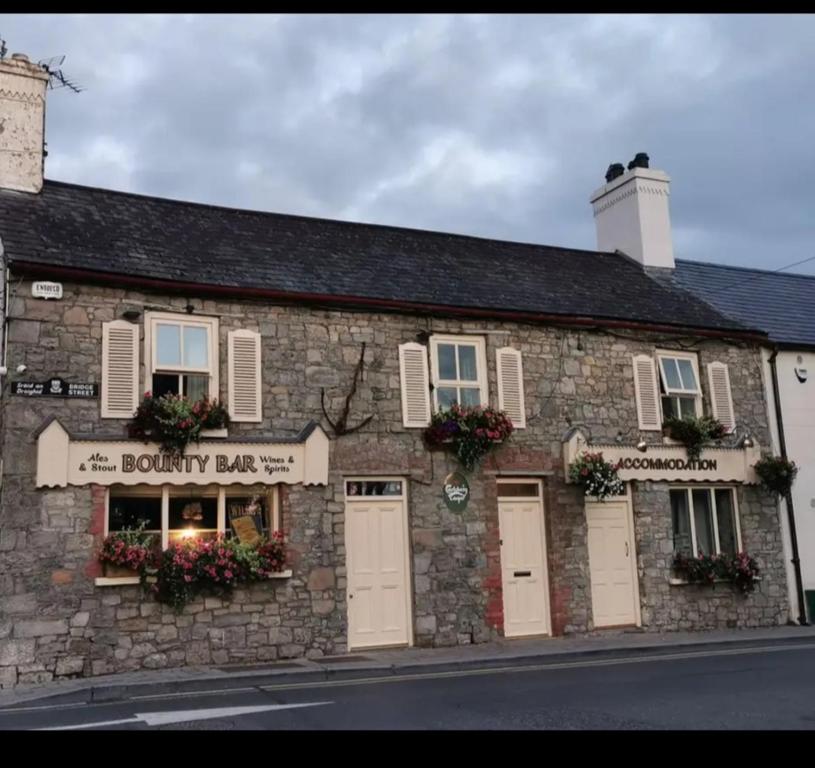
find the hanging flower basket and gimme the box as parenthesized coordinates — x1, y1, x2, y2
(568, 451, 624, 500)
(672, 552, 760, 594)
(128, 392, 229, 455)
(753, 455, 798, 498)
(662, 415, 727, 460)
(423, 405, 514, 472)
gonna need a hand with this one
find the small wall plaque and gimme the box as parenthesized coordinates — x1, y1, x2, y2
(11, 378, 98, 398)
(442, 472, 470, 512)
(31, 282, 63, 300)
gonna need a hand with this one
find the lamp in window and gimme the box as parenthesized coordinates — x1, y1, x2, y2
(181, 501, 203, 522)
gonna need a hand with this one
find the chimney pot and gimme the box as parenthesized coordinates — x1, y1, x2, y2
(627, 152, 650, 170)
(605, 163, 625, 183)
(11, 53, 30, 62)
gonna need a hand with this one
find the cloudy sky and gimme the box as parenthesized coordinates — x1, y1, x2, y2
(2, 14, 814, 273)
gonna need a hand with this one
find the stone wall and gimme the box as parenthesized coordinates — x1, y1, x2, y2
(0, 278, 789, 686)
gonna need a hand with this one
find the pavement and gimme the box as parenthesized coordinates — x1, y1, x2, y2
(2, 623, 814, 711)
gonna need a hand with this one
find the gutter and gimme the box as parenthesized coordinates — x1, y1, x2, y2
(768, 347, 809, 625)
(9, 260, 770, 345)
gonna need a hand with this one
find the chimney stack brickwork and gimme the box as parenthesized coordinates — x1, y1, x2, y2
(590, 163, 676, 270)
(0, 54, 49, 194)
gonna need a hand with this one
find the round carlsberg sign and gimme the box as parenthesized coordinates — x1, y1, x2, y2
(442, 472, 470, 512)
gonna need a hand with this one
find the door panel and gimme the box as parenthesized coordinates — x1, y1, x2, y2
(586, 500, 639, 628)
(499, 496, 550, 637)
(346, 497, 410, 649)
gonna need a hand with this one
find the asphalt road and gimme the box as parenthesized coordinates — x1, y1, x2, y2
(3, 642, 815, 730)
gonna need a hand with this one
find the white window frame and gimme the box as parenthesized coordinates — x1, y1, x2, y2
(656, 350, 702, 419)
(106, 484, 279, 550)
(429, 334, 488, 412)
(670, 485, 743, 557)
(144, 311, 220, 399)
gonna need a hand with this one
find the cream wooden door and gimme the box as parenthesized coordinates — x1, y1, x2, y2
(498, 482, 551, 637)
(345, 480, 411, 650)
(586, 498, 640, 628)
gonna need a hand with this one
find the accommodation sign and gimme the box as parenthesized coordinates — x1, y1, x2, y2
(12, 378, 98, 398)
(36, 418, 330, 488)
(562, 429, 762, 485)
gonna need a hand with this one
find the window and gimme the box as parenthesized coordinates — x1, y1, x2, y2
(429, 335, 488, 410)
(670, 487, 741, 557)
(145, 312, 219, 400)
(106, 484, 278, 549)
(657, 351, 701, 420)
(345, 480, 404, 497)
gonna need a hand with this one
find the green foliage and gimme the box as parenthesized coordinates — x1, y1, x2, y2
(662, 415, 727, 460)
(424, 404, 514, 472)
(129, 392, 229, 455)
(753, 455, 798, 497)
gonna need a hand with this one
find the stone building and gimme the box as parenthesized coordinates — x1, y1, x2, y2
(0, 54, 790, 687)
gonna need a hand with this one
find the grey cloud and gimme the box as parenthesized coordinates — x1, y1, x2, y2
(1, 13, 813, 273)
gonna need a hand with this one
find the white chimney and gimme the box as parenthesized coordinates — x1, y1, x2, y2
(0, 53, 49, 194)
(589, 154, 675, 270)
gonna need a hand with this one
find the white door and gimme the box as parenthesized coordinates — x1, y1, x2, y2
(586, 497, 640, 628)
(345, 479, 411, 650)
(498, 481, 551, 638)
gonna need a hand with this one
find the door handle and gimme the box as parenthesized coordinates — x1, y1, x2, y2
(514, 570, 532, 577)
(625, 542, 629, 557)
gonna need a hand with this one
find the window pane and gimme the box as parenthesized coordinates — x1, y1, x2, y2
(678, 396, 698, 419)
(152, 373, 180, 398)
(109, 496, 161, 532)
(184, 326, 209, 368)
(156, 324, 182, 367)
(437, 344, 457, 380)
(437, 387, 457, 409)
(677, 359, 697, 391)
(458, 345, 478, 382)
(715, 489, 739, 557)
(670, 490, 692, 555)
(692, 489, 715, 556)
(662, 396, 679, 419)
(498, 482, 540, 498)
(227, 495, 268, 539)
(661, 358, 682, 389)
(459, 387, 481, 406)
(169, 496, 218, 533)
(346, 481, 403, 497)
(183, 374, 208, 401)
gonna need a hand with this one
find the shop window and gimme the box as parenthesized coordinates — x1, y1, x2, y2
(497, 481, 541, 498)
(108, 492, 161, 535)
(429, 335, 488, 411)
(670, 487, 741, 557)
(105, 484, 278, 549)
(657, 351, 701, 420)
(145, 312, 219, 400)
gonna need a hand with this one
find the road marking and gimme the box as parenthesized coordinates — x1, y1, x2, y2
(4, 641, 814, 714)
(35, 701, 332, 730)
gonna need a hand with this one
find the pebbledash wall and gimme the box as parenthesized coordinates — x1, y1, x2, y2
(0, 279, 789, 686)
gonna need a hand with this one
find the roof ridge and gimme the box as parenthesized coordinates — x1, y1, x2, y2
(39, 179, 612, 258)
(676, 257, 815, 282)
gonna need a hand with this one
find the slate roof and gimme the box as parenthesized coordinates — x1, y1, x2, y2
(672, 260, 815, 348)
(0, 180, 757, 335)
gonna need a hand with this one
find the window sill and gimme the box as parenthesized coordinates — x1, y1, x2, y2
(94, 570, 293, 587)
(200, 428, 228, 439)
(669, 576, 762, 586)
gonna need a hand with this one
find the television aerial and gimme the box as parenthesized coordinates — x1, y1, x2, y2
(0, 36, 83, 93)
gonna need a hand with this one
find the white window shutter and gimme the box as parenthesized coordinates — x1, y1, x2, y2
(399, 342, 431, 428)
(632, 354, 661, 431)
(101, 320, 139, 419)
(707, 362, 735, 434)
(496, 347, 526, 428)
(228, 330, 262, 423)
